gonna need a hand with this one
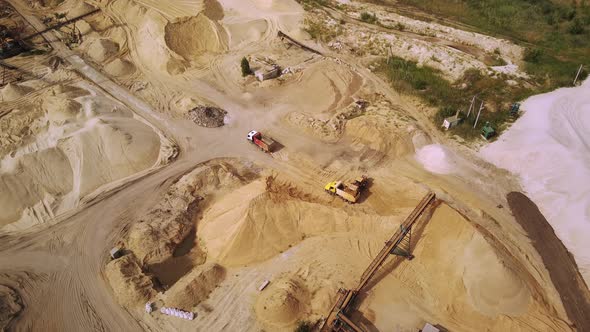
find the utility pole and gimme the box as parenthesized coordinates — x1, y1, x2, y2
(474, 101, 484, 128)
(466, 95, 476, 118)
(573, 64, 584, 86)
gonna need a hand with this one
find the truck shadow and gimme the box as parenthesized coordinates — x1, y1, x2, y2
(271, 140, 285, 153)
(356, 177, 374, 204)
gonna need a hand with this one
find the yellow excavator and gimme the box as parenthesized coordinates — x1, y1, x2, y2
(324, 175, 368, 204)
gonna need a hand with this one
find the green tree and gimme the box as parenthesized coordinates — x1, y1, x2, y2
(241, 57, 251, 77)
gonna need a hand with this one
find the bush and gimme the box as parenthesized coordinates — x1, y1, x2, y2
(568, 18, 585, 35)
(523, 48, 543, 63)
(360, 12, 378, 24)
(240, 57, 251, 77)
(294, 320, 313, 332)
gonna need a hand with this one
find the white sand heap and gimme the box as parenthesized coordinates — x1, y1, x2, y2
(481, 78, 590, 285)
(415, 144, 460, 174)
(1, 83, 33, 102)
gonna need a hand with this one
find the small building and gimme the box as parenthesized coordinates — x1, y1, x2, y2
(442, 114, 461, 130)
(255, 65, 281, 81)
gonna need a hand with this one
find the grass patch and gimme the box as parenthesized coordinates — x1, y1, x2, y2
(304, 18, 343, 42)
(360, 12, 379, 24)
(377, 56, 533, 140)
(395, 0, 590, 91)
(295, 0, 330, 10)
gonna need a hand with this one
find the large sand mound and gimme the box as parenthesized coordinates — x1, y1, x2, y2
(127, 162, 250, 265)
(0, 84, 164, 228)
(199, 175, 391, 266)
(345, 115, 414, 157)
(278, 60, 359, 115)
(255, 275, 310, 328)
(360, 204, 568, 331)
(164, 263, 225, 310)
(105, 254, 156, 308)
(481, 79, 590, 284)
(1, 83, 33, 102)
(111, 0, 187, 74)
(164, 14, 227, 61)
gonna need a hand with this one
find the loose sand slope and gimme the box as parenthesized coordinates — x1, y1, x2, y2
(0, 81, 166, 229)
(481, 78, 590, 284)
(358, 204, 569, 332)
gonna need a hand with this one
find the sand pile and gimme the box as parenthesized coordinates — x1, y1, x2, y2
(187, 106, 227, 128)
(104, 59, 136, 77)
(279, 61, 358, 115)
(105, 254, 156, 307)
(43, 97, 81, 124)
(345, 115, 414, 157)
(111, 0, 187, 74)
(127, 162, 250, 265)
(0, 285, 22, 330)
(203, 0, 224, 21)
(481, 79, 590, 284)
(199, 175, 391, 266)
(87, 39, 119, 62)
(164, 263, 225, 310)
(1, 83, 33, 102)
(360, 204, 570, 331)
(255, 276, 310, 328)
(0, 84, 164, 228)
(49, 84, 90, 99)
(164, 14, 227, 61)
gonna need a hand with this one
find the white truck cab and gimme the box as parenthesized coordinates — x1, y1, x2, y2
(247, 130, 258, 141)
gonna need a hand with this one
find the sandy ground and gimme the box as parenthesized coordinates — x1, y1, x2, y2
(0, 0, 585, 331)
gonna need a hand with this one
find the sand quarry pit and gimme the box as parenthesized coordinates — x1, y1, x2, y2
(1, 0, 588, 331)
(101, 159, 574, 331)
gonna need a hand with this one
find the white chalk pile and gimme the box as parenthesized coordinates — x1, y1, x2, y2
(160, 307, 195, 320)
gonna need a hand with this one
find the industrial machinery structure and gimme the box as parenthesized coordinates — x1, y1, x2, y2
(481, 122, 496, 140)
(510, 103, 520, 117)
(247, 130, 277, 153)
(324, 176, 368, 204)
(320, 192, 437, 332)
(0, 8, 100, 60)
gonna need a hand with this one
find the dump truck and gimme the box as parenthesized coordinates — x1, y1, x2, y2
(325, 175, 368, 204)
(247, 130, 277, 153)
